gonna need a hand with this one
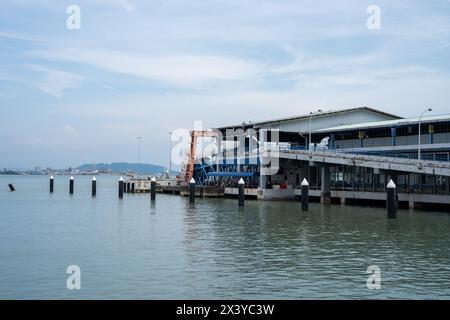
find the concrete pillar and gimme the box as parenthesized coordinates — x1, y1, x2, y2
(320, 165, 331, 204)
(329, 133, 335, 150)
(408, 195, 415, 209)
(259, 172, 267, 189)
(391, 127, 396, 146)
(408, 173, 414, 194)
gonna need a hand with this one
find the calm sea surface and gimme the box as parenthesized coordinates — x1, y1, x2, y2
(1, 175, 450, 299)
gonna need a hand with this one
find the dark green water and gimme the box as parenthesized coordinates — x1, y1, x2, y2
(1, 175, 449, 299)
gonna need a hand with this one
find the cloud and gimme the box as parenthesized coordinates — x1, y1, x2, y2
(26, 65, 84, 97)
(0, 31, 50, 42)
(60, 125, 77, 135)
(32, 49, 264, 86)
(94, 0, 136, 13)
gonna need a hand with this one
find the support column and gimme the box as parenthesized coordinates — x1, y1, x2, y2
(329, 133, 335, 150)
(341, 166, 346, 204)
(447, 176, 450, 196)
(259, 173, 267, 190)
(429, 124, 434, 144)
(358, 131, 364, 148)
(408, 195, 415, 209)
(391, 127, 396, 146)
(320, 165, 331, 204)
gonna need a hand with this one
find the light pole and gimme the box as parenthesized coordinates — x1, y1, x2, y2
(309, 109, 323, 152)
(168, 132, 173, 178)
(418, 108, 432, 167)
(137, 137, 142, 165)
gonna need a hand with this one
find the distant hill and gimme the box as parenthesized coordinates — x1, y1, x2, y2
(77, 162, 172, 175)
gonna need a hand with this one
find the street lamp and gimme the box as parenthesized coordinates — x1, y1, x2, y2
(168, 132, 173, 178)
(309, 109, 323, 152)
(418, 108, 432, 167)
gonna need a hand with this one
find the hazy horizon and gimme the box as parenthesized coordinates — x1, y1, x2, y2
(2, 161, 181, 172)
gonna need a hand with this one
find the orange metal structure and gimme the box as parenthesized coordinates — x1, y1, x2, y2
(182, 130, 219, 182)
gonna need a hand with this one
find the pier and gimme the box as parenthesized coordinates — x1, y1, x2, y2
(35, 107, 450, 210)
(177, 107, 450, 210)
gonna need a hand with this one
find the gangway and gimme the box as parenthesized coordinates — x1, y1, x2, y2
(273, 149, 450, 176)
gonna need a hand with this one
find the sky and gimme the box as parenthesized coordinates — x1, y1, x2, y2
(1, 0, 450, 169)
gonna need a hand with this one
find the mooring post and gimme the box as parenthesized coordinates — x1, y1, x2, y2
(301, 178, 309, 211)
(189, 178, 195, 204)
(8, 183, 15, 192)
(92, 176, 97, 197)
(387, 179, 397, 219)
(118, 176, 124, 199)
(69, 176, 74, 194)
(150, 177, 156, 201)
(127, 182, 131, 193)
(49, 176, 54, 193)
(238, 178, 245, 207)
(131, 183, 135, 193)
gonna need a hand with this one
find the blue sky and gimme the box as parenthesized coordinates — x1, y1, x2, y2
(1, 0, 450, 169)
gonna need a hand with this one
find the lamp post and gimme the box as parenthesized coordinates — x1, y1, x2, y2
(309, 109, 323, 153)
(168, 132, 173, 178)
(418, 108, 432, 167)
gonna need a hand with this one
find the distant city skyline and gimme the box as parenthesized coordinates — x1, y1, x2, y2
(1, 0, 450, 168)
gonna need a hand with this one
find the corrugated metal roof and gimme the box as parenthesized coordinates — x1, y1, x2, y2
(314, 113, 450, 134)
(214, 106, 401, 130)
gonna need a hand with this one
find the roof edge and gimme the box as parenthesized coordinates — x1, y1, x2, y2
(213, 106, 402, 130)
